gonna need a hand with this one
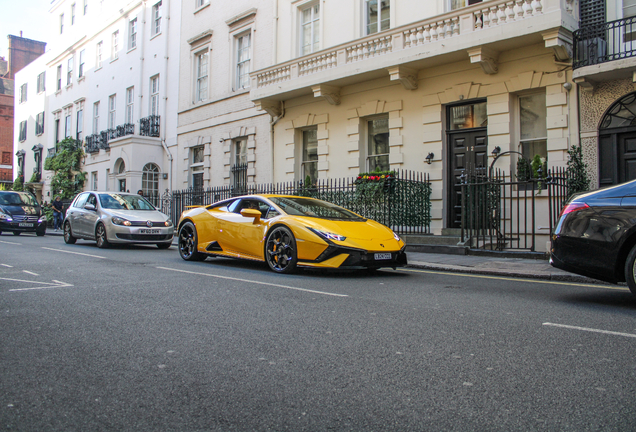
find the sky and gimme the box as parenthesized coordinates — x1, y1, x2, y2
(0, 0, 53, 60)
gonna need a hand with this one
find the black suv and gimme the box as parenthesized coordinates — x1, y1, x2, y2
(0, 191, 47, 236)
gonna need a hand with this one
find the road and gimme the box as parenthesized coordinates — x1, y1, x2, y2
(1, 233, 635, 431)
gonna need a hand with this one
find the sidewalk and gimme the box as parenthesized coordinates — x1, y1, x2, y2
(45, 228, 599, 284)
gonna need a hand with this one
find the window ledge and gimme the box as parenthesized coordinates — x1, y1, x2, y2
(55, 89, 62, 96)
(95, 66, 103, 72)
(78, 76, 86, 83)
(110, 57, 119, 63)
(150, 32, 162, 41)
(194, 2, 210, 14)
(127, 46, 137, 54)
(66, 83, 73, 90)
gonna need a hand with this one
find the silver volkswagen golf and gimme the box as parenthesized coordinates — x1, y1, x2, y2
(63, 191, 174, 248)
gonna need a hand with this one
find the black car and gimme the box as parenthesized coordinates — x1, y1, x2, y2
(550, 180, 636, 293)
(0, 191, 47, 236)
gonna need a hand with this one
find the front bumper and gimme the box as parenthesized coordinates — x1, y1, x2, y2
(108, 224, 175, 244)
(0, 219, 46, 233)
(299, 244, 408, 269)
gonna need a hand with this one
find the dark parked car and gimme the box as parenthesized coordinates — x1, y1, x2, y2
(0, 191, 47, 236)
(550, 179, 636, 294)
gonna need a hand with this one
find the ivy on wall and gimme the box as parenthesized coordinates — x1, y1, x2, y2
(43, 138, 87, 200)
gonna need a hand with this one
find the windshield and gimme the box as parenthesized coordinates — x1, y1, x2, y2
(99, 193, 155, 210)
(269, 196, 365, 221)
(0, 192, 38, 206)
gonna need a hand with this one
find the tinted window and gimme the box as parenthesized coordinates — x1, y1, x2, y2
(0, 192, 38, 206)
(269, 196, 365, 221)
(73, 193, 89, 208)
(98, 193, 155, 210)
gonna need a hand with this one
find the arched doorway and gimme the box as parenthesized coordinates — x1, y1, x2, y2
(142, 163, 160, 206)
(115, 159, 127, 192)
(599, 92, 636, 186)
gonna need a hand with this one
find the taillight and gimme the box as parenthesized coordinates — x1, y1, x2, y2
(559, 202, 590, 218)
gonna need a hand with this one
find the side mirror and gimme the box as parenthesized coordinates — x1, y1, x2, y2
(240, 208, 262, 223)
(85, 204, 96, 211)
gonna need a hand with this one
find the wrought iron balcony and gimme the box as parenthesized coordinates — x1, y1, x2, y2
(116, 123, 135, 138)
(140, 115, 160, 137)
(573, 16, 636, 69)
(47, 148, 56, 158)
(85, 134, 101, 153)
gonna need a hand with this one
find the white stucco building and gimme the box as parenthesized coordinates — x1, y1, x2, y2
(14, 0, 181, 205)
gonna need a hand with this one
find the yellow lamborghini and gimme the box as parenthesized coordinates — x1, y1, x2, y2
(177, 195, 407, 273)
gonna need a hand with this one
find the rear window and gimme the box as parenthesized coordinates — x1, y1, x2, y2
(0, 192, 38, 206)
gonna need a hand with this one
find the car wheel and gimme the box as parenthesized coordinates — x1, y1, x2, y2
(625, 244, 636, 295)
(64, 221, 77, 244)
(95, 223, 110, 248)
(265, 226, 297, 274)
(178, 222, 205, 261)
(156, 242, 171, 249)
(36, 227, 45, 236)
(13, 231, 20, 236)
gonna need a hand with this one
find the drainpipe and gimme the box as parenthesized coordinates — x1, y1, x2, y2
(269, 101, 285, 183)
(272, 0, 278, 63)
(161, 0, 174, 192)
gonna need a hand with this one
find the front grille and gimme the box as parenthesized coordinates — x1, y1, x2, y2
(116, 234, 172, 241)
(129, 221, 167, 227)
(13, 215, 39, 222)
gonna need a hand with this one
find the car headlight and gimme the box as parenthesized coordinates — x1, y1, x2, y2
(112, 216, 132, 226)
(38, 215, 47, 223)
(164, 220, 173, 227)
(308, 227, 346, 242)
(393, 232, 401, 242)
(0, 209, 10, 221)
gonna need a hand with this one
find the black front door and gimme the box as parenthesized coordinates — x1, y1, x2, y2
(599, 130, 636, 187)
(448, 129, 488, 228)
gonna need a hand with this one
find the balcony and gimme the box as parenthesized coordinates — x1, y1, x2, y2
(251, 0, 578, 112)
(85, 134, 101, 153)
(140, 115, 160, 137)
(572, 16, 636, 89)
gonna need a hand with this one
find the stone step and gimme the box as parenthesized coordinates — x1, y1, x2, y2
(403, 234, 463, 246)
(404, 244, 468, 255)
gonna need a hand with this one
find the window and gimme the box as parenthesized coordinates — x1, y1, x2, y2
(366, 116, 389, 172)
(142, 163, 159, 202)
(54, 118, 60, 144)
(76, 108, 83, 141)
(37, 72, 45, 93)
(19, 121, 27, 142)
(449, 0, 482, 10)
(19, 84, 26, 103)
(235, 32, 251, 90)
(150, 75, 159, 116)
(71, 3, 76, 24)
(78, 49, 85, 78)
(519, 93, 547, 162)
(36, 112, 45, 135)
(65, 113, 72, 138)
(83, 0, 87, 15)
(67, 57, 73, 85)
(108, 95, 116, 129)
(60, 14, 64, 34)
(191, 146, 204, 188)
(196, 51, 208, 102)
(91, 171, 98, 190)
(96, 41, 103, 68)
(196, 0, 209, 8)
(625, 0, 636, 18)
(300, 3, 320, 56)
(234, 139, 247, 166)
(152, 1, 162, 36)
(129, 18, 137, 50)
(112, 31, 119, 60)
(449, 102, 487, 130)
(126, 87, 134, 124)
(93, 101, 100, 133)
(2, 152, 10, 165)
(364, 0, 390, 35)
(56, 65, 62, 90)
(301, 128, 318, 184)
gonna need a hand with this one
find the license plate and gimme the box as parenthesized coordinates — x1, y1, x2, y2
(19, 223, 33, 227)
(374, 253, 392, 260)
(140, 229, 160, 234)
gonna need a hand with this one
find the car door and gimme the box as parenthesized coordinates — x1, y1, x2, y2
(65, 193, 89, 237)
(217, 199, 267, 258)
(76, 193, 100, 237)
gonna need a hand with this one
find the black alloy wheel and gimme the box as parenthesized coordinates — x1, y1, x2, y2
(95, 223, 110, 248)
(178, 222, 205, 261)
(265, 226, 297, 274)
(64, 221, 77, 244)
(625, 244, 636, 295)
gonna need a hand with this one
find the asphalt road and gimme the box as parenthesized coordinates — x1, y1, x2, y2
(1, 233, 635, 431)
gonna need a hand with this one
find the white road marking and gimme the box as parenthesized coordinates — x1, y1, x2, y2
(23, 270, 39, 276)
(1, 264, 13, 267)
(400, 268, 629, 290)
(156, 266, 348, 297)
(2, 277, 74, 292)
(543, 322, 636, 339)
(0, 240, 21, 245)
(41, 247, 106, 259)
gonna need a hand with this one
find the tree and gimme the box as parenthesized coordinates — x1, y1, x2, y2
(566, 144, 590, 197)
(43, 138, 87, 199)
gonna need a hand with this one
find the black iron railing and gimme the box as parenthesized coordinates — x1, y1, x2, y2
(573, 16, 636, 69)
(460, 167, 572, 252)
(85, 134, 101, 153)
(167, 170, 431, 235)
(116, 123, 135, 137)
(231, 163, 248, 195)
(140, 115, 160, 137)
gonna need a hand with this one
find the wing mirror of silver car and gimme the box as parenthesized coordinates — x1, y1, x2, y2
(85, 204, 96, 211)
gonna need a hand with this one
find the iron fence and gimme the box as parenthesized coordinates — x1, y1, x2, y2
(165, 170, 431, 235)
(573, 16, 636, 69)
(140, 115, 160, 137)
(460, 167, 574, 252)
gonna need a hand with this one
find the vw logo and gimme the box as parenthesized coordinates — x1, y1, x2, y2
(146, 221, 153, 227)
